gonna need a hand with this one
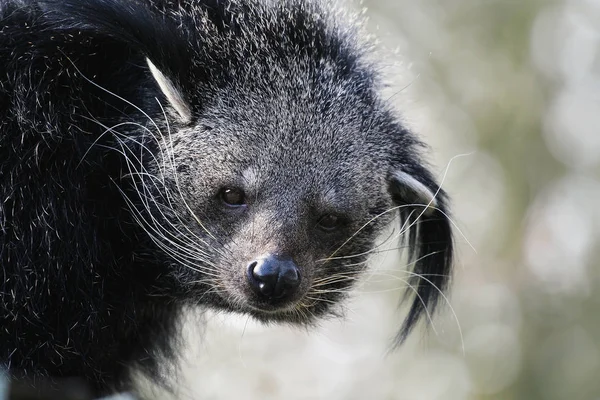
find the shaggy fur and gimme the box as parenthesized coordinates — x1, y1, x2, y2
(0, 0, 453, 396)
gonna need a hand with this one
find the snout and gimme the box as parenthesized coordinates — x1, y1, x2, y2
(246, 254, 301, 306)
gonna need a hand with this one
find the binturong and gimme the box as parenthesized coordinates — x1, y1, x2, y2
(0, 0, 454, 396)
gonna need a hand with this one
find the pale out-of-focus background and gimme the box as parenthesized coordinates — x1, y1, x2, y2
(166, 1, 600, 399)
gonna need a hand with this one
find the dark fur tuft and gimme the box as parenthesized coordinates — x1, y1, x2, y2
(391, 168, 454, 344)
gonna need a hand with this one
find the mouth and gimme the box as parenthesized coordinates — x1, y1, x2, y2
(240, 287, 345, 326)
(234, 288, 324, 323)
(245, 299, 302, 314)
(244, 303, 317, 325)
(241, 286, 310, 314)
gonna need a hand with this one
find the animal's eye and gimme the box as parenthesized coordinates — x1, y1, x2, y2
(317, 214, 345, 231)
(219, 187, 246, 207)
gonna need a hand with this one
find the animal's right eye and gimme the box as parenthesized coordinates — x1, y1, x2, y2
(317, 214, 346, 232)
(219, 187, 246, 207)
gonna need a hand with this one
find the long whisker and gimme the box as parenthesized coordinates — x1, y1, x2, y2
(157, 98, 219, 241)
(401, 269, 465, 355)
(109, 135, 221, 275)
(317, 212, 414, 264)
(108, 131, 219, 261)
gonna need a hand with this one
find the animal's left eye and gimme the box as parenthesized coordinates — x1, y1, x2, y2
(219, 187, 246, 207)
(317, 214, 345, 231)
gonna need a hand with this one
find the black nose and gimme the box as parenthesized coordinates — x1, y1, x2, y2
(247, 255, 301, 301)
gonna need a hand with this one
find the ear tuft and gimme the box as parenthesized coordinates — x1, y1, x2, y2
(146, 58, 192, 123)
(389, 168, 454, 346)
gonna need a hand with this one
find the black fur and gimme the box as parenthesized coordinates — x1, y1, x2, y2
(0, 0, 453, 396)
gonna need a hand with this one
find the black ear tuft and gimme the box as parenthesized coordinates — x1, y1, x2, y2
(388, 166, 454, 345)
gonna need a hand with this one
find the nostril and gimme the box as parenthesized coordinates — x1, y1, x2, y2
(247, 261, 258, 275)
(279, 266, 300, 289)
(246, 261, 262, 291)
(247, 259, 278, 297)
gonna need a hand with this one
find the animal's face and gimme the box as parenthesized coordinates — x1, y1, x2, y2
(156, 84, 393, 321)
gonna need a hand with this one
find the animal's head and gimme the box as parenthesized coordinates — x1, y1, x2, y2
(47, 0, 453, 342)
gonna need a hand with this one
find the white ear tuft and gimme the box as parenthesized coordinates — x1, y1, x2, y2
(392, 171, 438, 215)
(146, 58, 192, 123)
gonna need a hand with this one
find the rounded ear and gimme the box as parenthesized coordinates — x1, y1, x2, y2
(147, 58, 192, 123)
(390, 170, 438, 216)
(388, 167, 454, 345)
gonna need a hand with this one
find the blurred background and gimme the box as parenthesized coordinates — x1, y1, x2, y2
(166, 0, 600, 399)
